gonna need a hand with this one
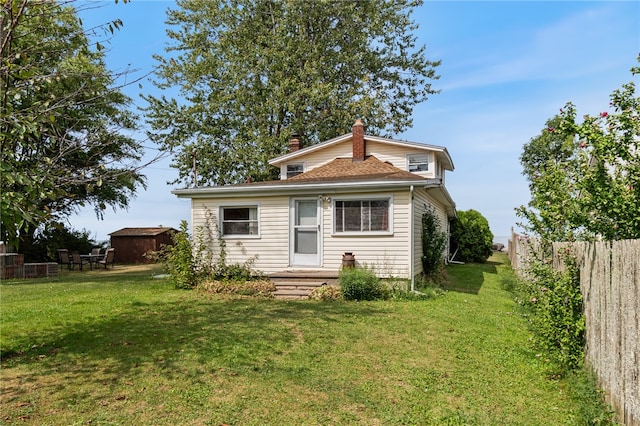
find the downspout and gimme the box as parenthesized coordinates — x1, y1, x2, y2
(409, 185, 415, 292)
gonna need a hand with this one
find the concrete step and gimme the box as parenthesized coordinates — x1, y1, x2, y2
(274, 284, 326, 290)
(273, 289, 315, 300)
(272, 281, 327, 300)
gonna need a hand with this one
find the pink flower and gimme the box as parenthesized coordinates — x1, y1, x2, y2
(531, 298, 538, 304)
(547, 127, 555, 133)
(580, 141, 586, 148)
(600, 112, 608, 117)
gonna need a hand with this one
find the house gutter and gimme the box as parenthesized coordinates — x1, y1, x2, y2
(423, 182, 457, 218)
(172, 180, 433, 199)
(409, 185, 415, 292)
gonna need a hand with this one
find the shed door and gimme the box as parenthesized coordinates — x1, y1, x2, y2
(290, 199, 321, 266)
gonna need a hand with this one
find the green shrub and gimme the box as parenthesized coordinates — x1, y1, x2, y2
(450, 209, 494, 263)
(516, 254, 585, 372)
(339, 267, 387, 301)
(421, 206, 447, 277)
(161, 212, 264, 290)
(161, 221, 199, 289)
(213, 258, 260, 282)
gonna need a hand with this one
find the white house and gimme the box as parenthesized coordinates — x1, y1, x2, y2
(172, 119, 456, 288)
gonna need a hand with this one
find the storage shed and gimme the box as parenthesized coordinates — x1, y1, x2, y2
(109, 227, 177, 264)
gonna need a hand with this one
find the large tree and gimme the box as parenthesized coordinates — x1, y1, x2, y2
(1, 0, 147, 247)
(517, 115, 585, 243)
(144, 0, 440, 187)
(517, 56, 640, 243)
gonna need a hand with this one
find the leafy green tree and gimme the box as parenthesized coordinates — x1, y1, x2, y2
(518, 56, 640, 242)
(144, 0, 440, 186)
(517, 115, 584, 245)
(1, 0, 147, 248)
(450, 209, 493, 263)
(20, 222, 101, 263)
(520, 115, 575, 180)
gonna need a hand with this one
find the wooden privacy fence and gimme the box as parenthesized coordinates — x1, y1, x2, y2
(509, 233, 640, 426)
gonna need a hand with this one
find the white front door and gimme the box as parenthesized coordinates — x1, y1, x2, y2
(291, 198, 321, 266)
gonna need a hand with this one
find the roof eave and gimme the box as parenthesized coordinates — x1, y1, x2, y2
(424, 184, 457, 218)
(172, 179, 436, 199)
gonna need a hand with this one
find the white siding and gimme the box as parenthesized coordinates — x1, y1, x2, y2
(366, 141, 437, 179)
(412, 188, 450, 277)
(190, 190, 414, 278)
(191, 196, 290, 274)
(280, 138, 441, 180)
(281, 143, 352, 177)
(322, 190, 412, 278)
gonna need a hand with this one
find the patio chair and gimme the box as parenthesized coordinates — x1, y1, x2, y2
(90, 247, 103, 266)
(58, 249, 73, 270)
(71, 251, 91, 271)
(98, 248, 115, 269)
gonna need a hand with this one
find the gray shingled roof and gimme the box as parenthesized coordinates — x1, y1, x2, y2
(109, 227, 177, 237)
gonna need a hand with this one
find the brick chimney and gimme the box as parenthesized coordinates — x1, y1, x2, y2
(352, 119, 365, 162)
(289, 134, 302, 152)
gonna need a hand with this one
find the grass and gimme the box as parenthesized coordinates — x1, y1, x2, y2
(0, 255, 609, 425)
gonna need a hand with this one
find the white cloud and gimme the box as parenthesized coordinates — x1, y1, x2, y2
(437, 3, 637, 91)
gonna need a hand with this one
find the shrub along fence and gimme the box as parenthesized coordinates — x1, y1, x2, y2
(509, 232, 640, 426)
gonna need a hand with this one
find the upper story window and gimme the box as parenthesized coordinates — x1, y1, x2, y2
(334, 197, 392, 234)
(286, 163, 304, 178)
(221, 206, 259, 237)
(407, 153, 429, 172)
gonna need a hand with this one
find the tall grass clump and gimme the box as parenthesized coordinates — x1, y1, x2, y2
(567, 369, 616, 425)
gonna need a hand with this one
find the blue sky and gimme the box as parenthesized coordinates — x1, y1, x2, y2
(73, 0, 640, 244)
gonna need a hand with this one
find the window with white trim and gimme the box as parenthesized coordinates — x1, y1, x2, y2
(407, 153, 429, 172)
(334, 198, 391, 233)
(286, 163, 304, 178)
(221, 206, 259, 236)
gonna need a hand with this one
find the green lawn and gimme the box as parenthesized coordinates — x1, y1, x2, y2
(0, 255, 596, 425)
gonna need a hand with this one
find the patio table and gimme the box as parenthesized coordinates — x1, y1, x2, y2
(80, 254, 102, 269)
